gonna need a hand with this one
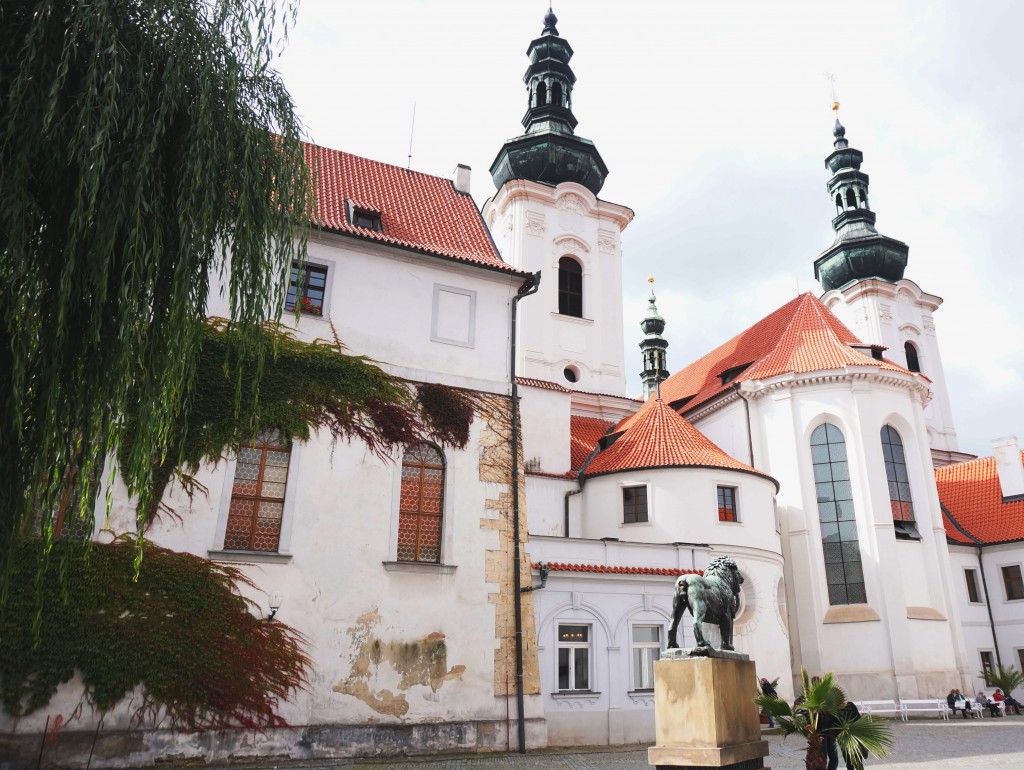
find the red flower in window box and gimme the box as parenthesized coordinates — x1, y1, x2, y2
(298, 296, 322, 316)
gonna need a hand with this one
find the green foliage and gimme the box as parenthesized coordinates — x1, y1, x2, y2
(755, 669, 893, 770)
(981, 663, 1024, 696)
(0, 538, 311, 728)
(124, 320, 481, 522)
(1, 1, 311, 594)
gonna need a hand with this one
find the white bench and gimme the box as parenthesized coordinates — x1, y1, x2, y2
(900, 699, 949, 719)
(855, 700, 904, 719)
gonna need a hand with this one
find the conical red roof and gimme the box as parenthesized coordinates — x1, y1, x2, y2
(583, 399, 776, 487)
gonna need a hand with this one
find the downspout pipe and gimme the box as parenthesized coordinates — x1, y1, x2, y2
(941, 502, 1001, 668)
(510, 271, 541, 754)
(733, 382, 755, 467)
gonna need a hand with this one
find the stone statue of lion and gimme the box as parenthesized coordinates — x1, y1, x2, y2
(667, 555, 743, 651)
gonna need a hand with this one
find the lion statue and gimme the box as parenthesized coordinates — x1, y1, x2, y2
(667, 555, 743, 651)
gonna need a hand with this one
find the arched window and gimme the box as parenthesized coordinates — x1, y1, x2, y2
(904, 341, 920, 372)
(810, 423, 866, 605)
(535, 81, 547, 107)
(881, 426, 918, 540)
(398, 443, 445, 563)
(846, 189, 857, 209)
(835, 193, 843, 213)
(551, 82, 563, 107)
(558, 256, 583, 317)
(859, 187, 869, 209)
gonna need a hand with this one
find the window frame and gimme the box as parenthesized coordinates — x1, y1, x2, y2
(980, 650, 995, 678)
(556, 623, 592, 692)
(630, 624, 663, 692)
(1001, 563, 1024, 602)
(717, 485, 739, 523)
(222, 433, 293, 554)
(964, 568, 983, 604)
(810, 422, 867, 606)
(622, 483, 649, 525)
(557, 256, 584, 318)
(880, 425, 920, 540)
(396, 443, 446, 564)
(285, 260, 330, 317)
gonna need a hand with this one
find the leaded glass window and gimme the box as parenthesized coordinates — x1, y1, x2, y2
(811, 423, 866, 605)
(225, 430, 291, 552)
(881, 425, 915, 521)
(398, 443, 445, 563)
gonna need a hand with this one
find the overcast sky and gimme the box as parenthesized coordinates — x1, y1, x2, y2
(275, 0, 1023, 459)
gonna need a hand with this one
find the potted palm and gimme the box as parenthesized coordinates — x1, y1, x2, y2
(755, 669, 893, 770)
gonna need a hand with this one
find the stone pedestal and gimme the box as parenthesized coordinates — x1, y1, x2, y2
(648, 655, 770, 769)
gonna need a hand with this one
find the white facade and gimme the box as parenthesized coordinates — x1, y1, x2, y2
(483, 180, 633, 396)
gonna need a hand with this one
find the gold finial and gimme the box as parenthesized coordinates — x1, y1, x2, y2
(825, 72, 839, 113)
(648, 275, 655, 284)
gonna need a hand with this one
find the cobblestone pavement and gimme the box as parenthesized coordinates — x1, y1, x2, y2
(174, 717, 1024, 770)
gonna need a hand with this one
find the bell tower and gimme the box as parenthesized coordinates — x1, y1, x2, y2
(639, 277, 669, 400)
(816, 105, 966, 464)
(484, 6, 633, 396)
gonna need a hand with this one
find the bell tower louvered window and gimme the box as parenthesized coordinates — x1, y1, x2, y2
(398, 443, 445, 563)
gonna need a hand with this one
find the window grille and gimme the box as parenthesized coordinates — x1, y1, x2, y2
(398, 443, 445, 563)
(225, 431, 290, 552)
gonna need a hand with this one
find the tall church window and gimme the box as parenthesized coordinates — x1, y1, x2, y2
(881, 425, 919, 539)
(558, 257, 583, 317)
(904, 341, 921, 372)
(225, 431, 291, 552)
(398, 443, 445, 563)
(810, 423, 866, 605)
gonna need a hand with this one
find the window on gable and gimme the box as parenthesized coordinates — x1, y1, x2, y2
(558, 256, 583, 318)
(622, 485, 648, 524)
(717, 485, 739, 522)
(631, 625, 662, 691)
(225, 430, 291, 552)
(557, 624, 590, 691)
(965, 568, 982, 604)
(880, 425, 920, 540)
(285, 262, 328, 316)
(1002, 564, 1024, 601)
(811, 423, 867, 605)
(398, 443, 445, 563)
(904, 341, 921, 373)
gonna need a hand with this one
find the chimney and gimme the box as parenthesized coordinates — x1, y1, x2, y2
(992, 435, 1024, 501)
(452, 164, 471, 194)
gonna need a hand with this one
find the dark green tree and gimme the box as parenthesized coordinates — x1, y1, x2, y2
(0, 0, 313, 592)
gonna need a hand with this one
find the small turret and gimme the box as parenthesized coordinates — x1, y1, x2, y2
(639, 277, 669, 400)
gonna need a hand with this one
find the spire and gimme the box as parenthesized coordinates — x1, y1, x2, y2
(639, 276, 669, 400)
(490, 6, 609, 195)
(813, 102, 909, 292)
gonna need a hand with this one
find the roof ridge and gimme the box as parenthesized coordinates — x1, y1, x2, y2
(308, 142, 457, 184)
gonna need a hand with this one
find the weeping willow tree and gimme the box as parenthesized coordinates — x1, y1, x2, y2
(0, 0, 313, 596)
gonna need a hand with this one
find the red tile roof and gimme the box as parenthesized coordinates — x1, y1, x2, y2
(570, 416, 615, 471)
(583, 399, 777, 487)
(516, 376, 571, 393)
(654, 293, 914, 420)
(305, 143, 517, 272)
(534, 562, 701, 577)
(937, 451, 1024, 545)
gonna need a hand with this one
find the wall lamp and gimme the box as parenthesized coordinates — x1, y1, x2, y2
(266, 591, 283, 622)
(521, 562, 549, 593)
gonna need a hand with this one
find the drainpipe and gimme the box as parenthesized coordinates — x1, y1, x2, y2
(563, 487, 581, 537)
(733, 382, 755, 467)
(510, 271, 541, 754)
(941, 503, 1001, 668)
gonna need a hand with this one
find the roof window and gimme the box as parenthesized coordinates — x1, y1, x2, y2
(718, 362, 752, 386)
(346, 201, 383, 232)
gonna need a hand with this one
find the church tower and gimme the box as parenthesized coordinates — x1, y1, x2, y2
(483, 7, 633, 396)
(815, 108, 966, 464)
(639, 277, 669, 400)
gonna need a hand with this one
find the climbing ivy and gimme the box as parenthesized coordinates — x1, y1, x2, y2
(0, 537, 311, 729)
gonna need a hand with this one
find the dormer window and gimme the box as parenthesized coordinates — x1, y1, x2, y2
(346, 201, 383, 232)
(718, 362, 752, 386)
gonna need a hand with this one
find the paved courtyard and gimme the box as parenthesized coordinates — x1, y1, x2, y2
(174, 717, 1024, 770)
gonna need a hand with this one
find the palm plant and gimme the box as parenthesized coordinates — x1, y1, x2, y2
(756, 669, 894, 770)
(981, 663, 1024, 697)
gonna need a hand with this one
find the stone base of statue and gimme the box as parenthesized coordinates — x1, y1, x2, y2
(648, 651, 770, 769)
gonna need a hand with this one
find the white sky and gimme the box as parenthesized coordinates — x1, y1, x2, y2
(275, 0, 1023, 458)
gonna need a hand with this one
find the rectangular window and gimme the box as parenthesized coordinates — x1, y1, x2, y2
(965, 568, 982, 604)
(557, 624, 590, 691)
(352, 208, 382, 231)
(224, 431, 291, 552)
(717, 485, 738, 522)
(285, 262, 328, 315)
(631, 625, 662, 691)
(1002, 564, 1024, 601)
(1018, 648, 1024, 672)
(980, 651, 995, 678)
(622, 485, 648, 524)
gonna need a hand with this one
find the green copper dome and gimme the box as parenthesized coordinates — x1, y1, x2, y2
(490, 8, 608, 195)
(814, 118, 909, 292)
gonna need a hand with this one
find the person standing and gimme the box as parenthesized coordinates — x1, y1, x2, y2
(839, 700, 866, 770)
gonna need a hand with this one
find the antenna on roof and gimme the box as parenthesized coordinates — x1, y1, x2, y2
(407, 101, 417, 169)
